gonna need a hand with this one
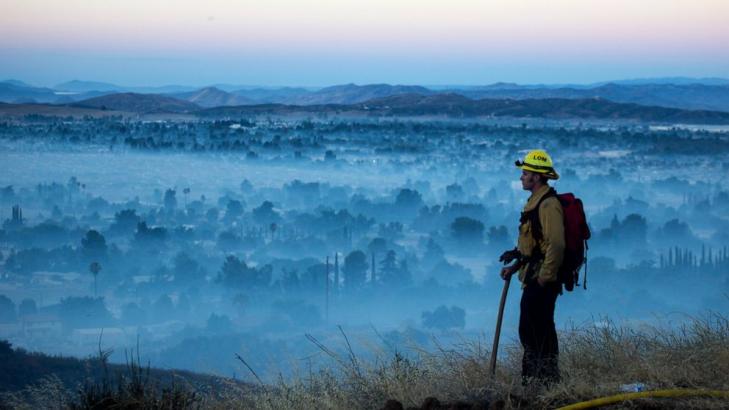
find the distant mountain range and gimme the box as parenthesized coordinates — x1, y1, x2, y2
(2, 78, 729, 113)
(3, 90, 729, 124)
(0, 81, 58, 103)
(444, 83, 729, 112)
(54, 80, 198, 94)
(196, 93, 729, 124)
(2, 77, 729, 123)
(594, 77, 729, 86)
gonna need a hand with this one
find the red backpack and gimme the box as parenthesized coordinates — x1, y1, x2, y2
(523, 188, 591, 291)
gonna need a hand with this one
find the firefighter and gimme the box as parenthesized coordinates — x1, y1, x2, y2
(500, 149, 565, 386)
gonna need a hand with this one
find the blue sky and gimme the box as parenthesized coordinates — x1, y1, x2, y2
(2, 0, 728, 87)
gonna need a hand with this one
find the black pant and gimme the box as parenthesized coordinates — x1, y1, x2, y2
(519, 281, 560, 385)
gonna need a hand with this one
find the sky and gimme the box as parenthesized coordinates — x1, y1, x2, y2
(1, 0, 728, 87)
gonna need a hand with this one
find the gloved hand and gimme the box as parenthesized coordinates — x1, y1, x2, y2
(499, 248, 521, 265)
(500, 264, 519, 280)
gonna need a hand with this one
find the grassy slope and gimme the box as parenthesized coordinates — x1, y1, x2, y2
(2, 313, 728, 409)
(232, 313, 729, 410)
(0, 340, 251, 409)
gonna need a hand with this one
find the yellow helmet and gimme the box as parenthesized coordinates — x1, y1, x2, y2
(515, 149, 559, 180)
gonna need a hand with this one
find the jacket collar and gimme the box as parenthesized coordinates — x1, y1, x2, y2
(523, 184, 552, 212)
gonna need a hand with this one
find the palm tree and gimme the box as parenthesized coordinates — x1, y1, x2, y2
(89, 262, 102, 297)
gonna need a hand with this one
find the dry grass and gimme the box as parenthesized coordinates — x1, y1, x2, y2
(1, 346, 200, 410)
(3, 313, 729, 409)
(215, 313, 729, 410)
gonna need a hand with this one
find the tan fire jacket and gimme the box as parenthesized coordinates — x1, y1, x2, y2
(517, 185, 565, 287)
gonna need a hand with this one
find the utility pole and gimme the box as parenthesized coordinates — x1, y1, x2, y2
(334, 253, 339, 296)
(325, 256, 330, 322)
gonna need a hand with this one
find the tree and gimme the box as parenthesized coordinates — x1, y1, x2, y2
(450, 217, 484, 243)
(301, 263, 327, 292)
(163, 189, 177, 212)
(395, 188, 423, 209)
(343, 250, 368, 292)
(379, 250, 398, 285)
(172, 252, 206, 284)
(621, 213, 648, 244)
(4, 248, 51, 275)
(427, 260, 472, 285)
(252, 201, 280, 225)
(487, 225, 510, 247)
(654, 219, 695, 246)
(240, 179, 253, 193)
(225, 199, 244, 220)
(134, 222, 168, 247)
(379, 251, 412, 288)
(367, 237, 388, 255)
(81, 230, 107, 262)
(89, 262, 102, 297)
(217, 230, 242, 253)
(218, 255, 272, 289)
(378, 222, 404, 241)
(445, 183, 465, 201)
(206, 208, 220, 223)
(109, 209, 140, 235)
(421, 305, 465, 331)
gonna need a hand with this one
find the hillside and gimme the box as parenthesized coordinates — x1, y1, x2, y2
(54, 80, 124, 93)
(2, 314, 728, 409)
(198, 93, 729, 124)
(0, 339, 244, 390)
(220, 82, 729, 112)
(451, 83, 729, 112)
(229, 86, 312, 103)
(0, 82, 59, 104)
(173, 87, 255, 107)
(289, 83, 434, 105)
(73, 93, 200, 113)
(0, 102, 135, 118)
(386, 94, 729, 123)
(220, 83, 433, 105)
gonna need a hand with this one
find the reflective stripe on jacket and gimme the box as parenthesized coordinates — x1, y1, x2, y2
(517, 185, 565, 287)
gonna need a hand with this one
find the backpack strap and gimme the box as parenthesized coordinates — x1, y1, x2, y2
(519, 187, 557, 244)
(517, 187, 557, 281)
